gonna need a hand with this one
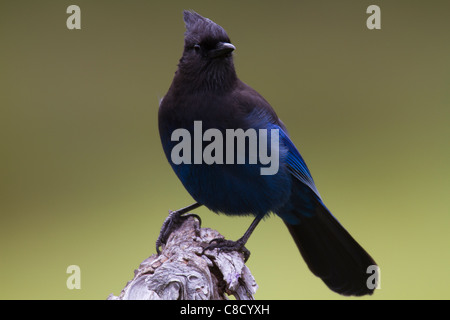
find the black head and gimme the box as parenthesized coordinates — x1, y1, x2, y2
(176, 10, 237, 90)
(183, 10, 235, 59)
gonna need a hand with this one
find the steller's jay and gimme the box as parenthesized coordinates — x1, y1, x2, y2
(157, 10, 378, 296)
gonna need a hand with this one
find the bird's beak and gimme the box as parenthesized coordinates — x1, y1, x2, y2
(210, 42, 235, 58)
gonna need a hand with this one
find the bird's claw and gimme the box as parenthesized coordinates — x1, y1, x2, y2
(156, 210, 201, 254)
(202, 237, 251, 262)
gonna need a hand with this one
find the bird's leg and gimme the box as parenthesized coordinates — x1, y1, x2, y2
(202, 216, 261, 262)
(156, 202, 202, 254)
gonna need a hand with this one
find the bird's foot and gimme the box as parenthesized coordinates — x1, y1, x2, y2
(202, 237, 251, 262)
(156, 208, 201, 254)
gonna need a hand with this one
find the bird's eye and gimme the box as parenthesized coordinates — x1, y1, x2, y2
(193, 44, 201, 52)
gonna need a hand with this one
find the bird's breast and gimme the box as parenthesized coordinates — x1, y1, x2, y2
(159, 125, 292, 217)
(159, 90, 291, 217)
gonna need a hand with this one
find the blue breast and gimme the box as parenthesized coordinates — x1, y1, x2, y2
(160, 121, 293, 218)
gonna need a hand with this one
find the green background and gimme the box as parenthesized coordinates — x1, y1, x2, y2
(1, 0, 449, 299)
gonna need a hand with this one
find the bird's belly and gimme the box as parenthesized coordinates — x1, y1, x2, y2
(174, 162, 292, 217)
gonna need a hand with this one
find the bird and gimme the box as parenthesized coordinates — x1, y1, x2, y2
(157, 10, 378, 296)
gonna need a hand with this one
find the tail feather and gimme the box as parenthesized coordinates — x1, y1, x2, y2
(279, 180, 377, 296)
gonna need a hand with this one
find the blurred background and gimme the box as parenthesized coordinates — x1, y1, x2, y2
(1, 0, 449, 299)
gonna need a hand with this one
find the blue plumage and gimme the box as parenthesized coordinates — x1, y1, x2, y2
(158, 10, 378, 296)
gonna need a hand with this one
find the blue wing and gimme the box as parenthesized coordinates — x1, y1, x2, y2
(243, 106, 321, 200)
(277, 126, 321, 200)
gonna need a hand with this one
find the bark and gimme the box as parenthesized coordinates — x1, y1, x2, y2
(108, 216, 258, 300)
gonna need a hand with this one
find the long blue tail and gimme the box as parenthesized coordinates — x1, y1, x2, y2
(278, 178, 377, 296)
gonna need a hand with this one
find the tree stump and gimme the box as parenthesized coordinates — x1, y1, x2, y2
(108, 216, 258, 300)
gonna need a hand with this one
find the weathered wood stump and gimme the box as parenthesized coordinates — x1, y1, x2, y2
(108, 216, 258, 300)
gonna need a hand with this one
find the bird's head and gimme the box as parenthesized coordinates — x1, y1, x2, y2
(183, 10, 235, 60)
(176, 10, 237, 89)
